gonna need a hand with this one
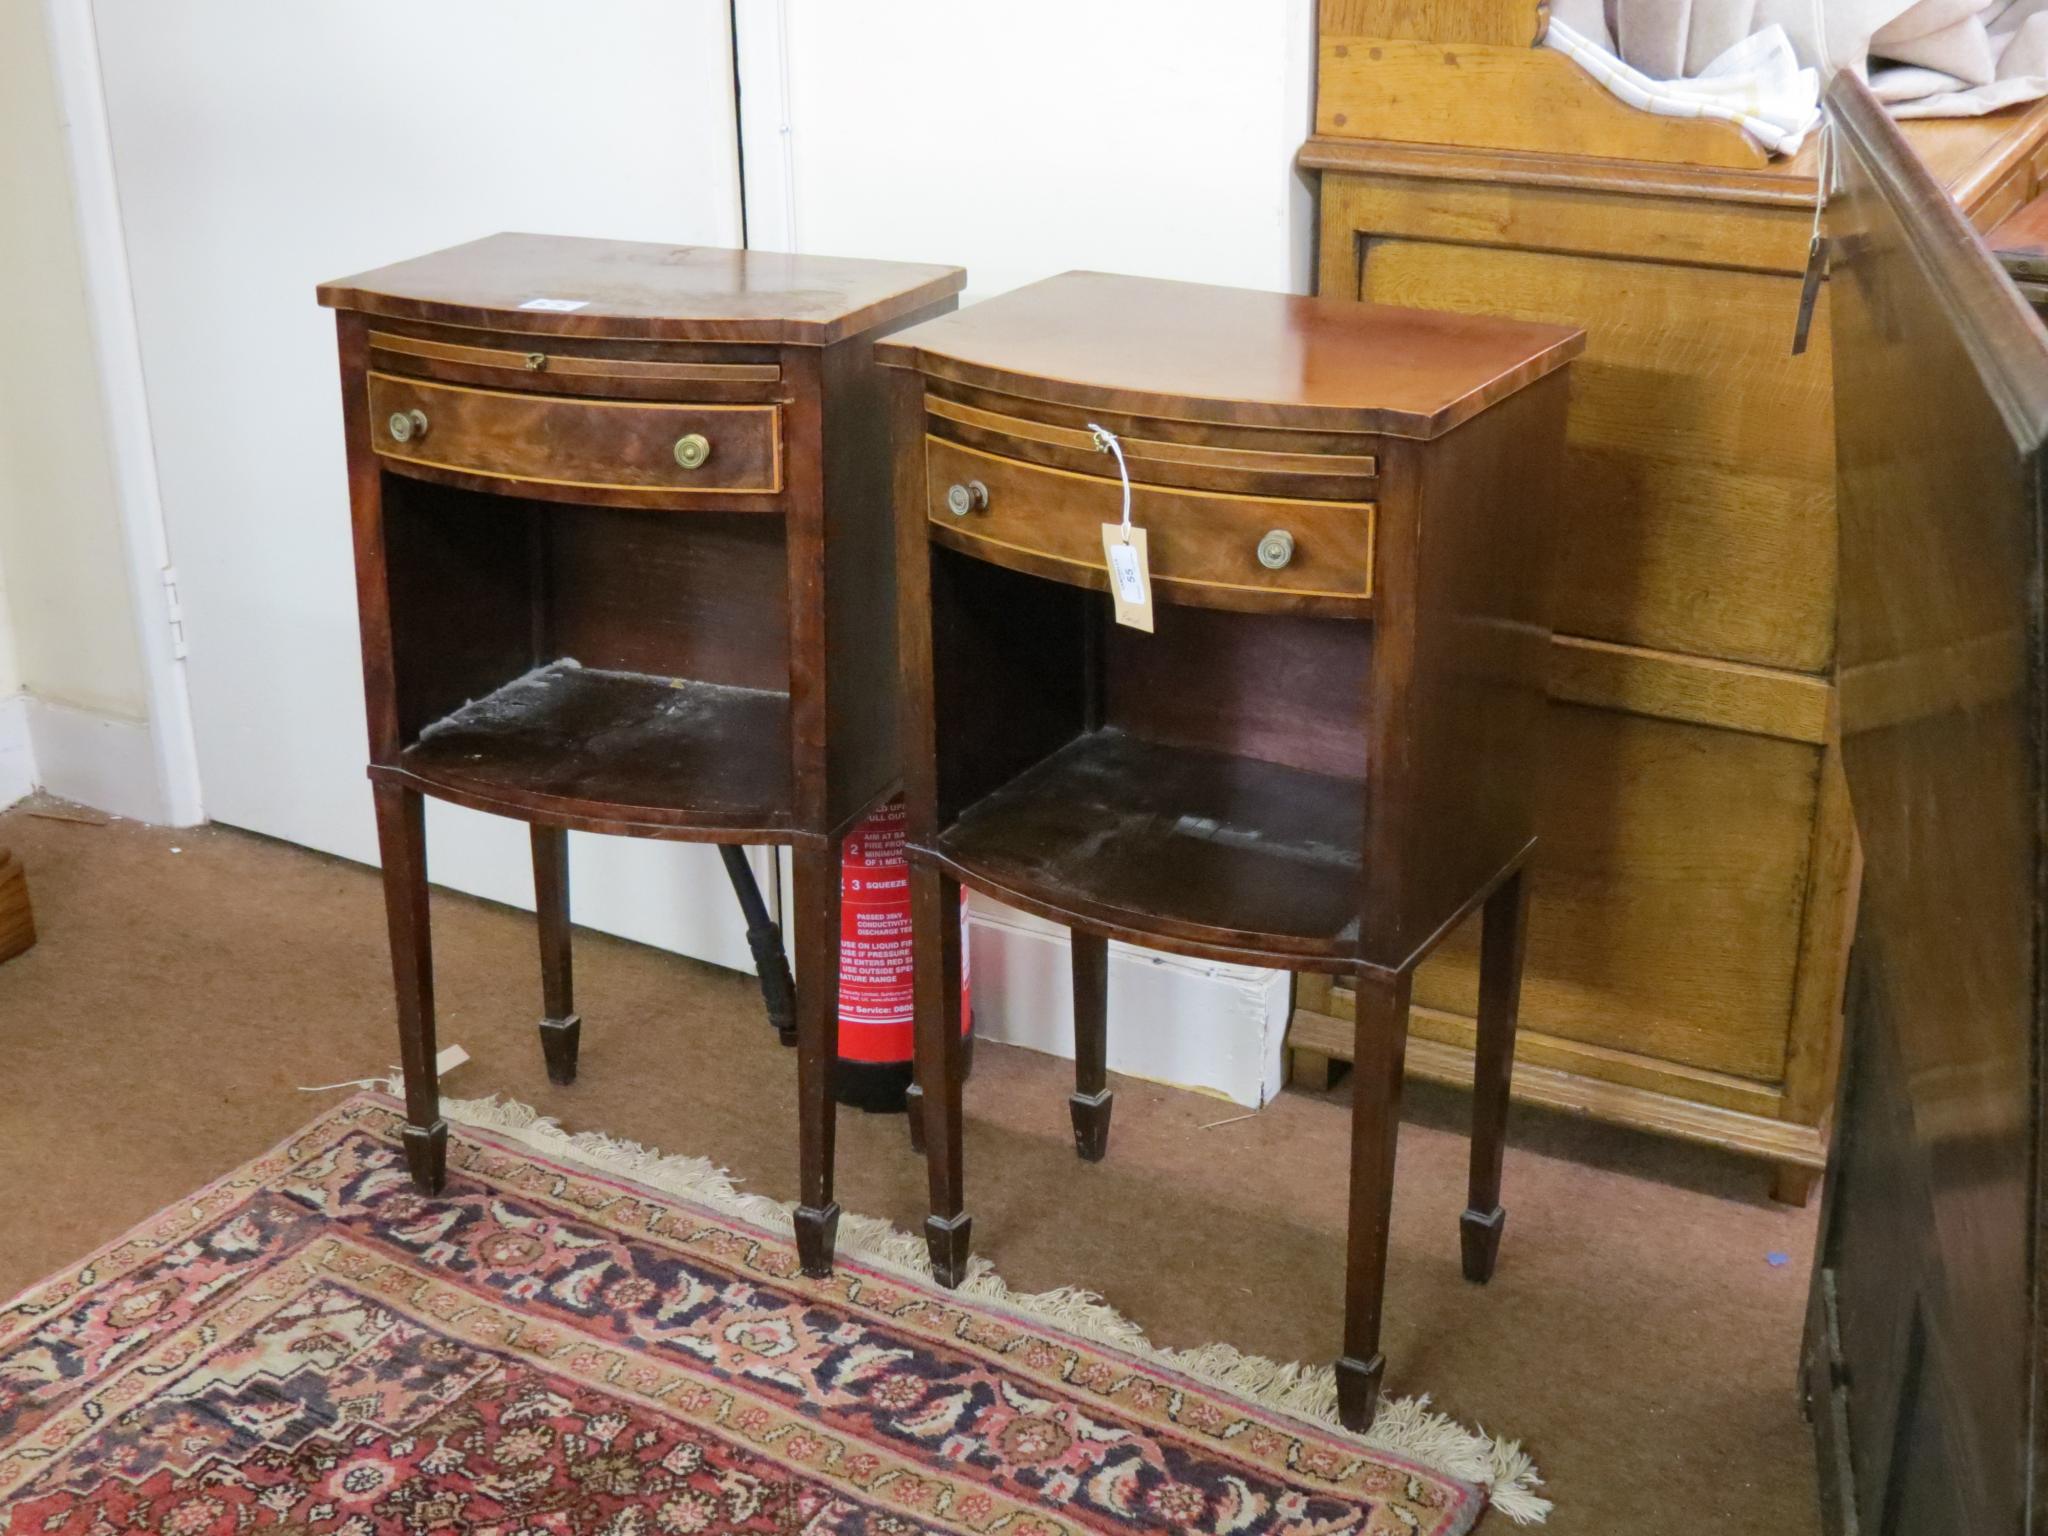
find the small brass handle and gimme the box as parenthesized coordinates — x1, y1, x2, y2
(946, 480, 989, 517)
(673, 432, 712, 470)
(387, 408, 429, 444)
(1256, 529, 1295, 570)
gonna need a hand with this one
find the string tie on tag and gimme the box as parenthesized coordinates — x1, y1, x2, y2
(1793, 105, 1833, 356)
(1089, 423, 1133, 542)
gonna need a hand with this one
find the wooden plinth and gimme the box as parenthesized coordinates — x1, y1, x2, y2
(0, 848, 34, 964)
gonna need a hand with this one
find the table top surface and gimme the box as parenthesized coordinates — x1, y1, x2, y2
(875, 270, 1585, 438)
(318, 233, 965, 345)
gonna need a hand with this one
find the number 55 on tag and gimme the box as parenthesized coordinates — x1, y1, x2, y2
(1101, 524, 1154, 633)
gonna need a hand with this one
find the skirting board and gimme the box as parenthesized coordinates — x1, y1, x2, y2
(0, 694, 33, 810)
(965, 894, 1291, 1108)
(19, 696, 164, 823)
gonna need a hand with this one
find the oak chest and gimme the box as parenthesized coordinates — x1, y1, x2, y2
(1294, 0, 2048, 1199)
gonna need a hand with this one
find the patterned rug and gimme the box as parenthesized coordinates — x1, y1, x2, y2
(0, 1093, 1547, 1532)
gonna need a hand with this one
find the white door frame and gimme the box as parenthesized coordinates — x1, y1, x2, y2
(42, 0, 203, 827)
(732, 0, 800, 254)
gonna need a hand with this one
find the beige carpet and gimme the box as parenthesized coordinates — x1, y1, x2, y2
(0, 797, 1823, 1531)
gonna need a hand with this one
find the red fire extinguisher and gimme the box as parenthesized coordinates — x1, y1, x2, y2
(835, 797, 971, 1112)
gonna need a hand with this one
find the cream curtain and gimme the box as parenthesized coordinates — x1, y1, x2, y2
(1551, 0, 2048, 137)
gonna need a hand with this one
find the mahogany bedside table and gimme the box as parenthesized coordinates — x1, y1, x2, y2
(318, 234, 961, 1275)
(876, 271, 1582, 1430)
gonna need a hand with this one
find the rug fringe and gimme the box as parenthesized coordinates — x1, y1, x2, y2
(410, 1085, 1551, 1524)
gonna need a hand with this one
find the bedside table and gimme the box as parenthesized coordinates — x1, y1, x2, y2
(318, 234, 962, 1275)
(876, 271, 1582, 1429)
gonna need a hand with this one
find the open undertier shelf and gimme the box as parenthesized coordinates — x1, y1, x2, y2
(927, 727, 1366, 961)
(392, 662, 794, 835)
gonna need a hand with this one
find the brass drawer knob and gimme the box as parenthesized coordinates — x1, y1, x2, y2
(673, 433, 713, 470)
(946, 480, 989, 517)
(1257, 528, 1295, 570)
(387, 408, 429, 444)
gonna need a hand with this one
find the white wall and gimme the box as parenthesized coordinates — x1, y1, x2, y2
(969, 903, 1293, 1105)
(0, 559, 24, 808)
(736, 0, 1320, 1105)
(0, 571, 24, 804)
(0, 563, 19, 701)
(738, 0, 1319, 300)
(0, 0, 148, 723)
(90, 0, 779, 973)
(0, 0, 158, 811)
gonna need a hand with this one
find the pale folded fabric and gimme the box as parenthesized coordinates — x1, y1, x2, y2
(1878, 1, 2048, 118)
(1548, 0, 2048, 153)
(1545, 13, 1824, 152)
(1604, 0, 1770, 74)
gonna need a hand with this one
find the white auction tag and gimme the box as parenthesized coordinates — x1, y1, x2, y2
(1100, 523, 1155, 632)
(1107, 540, 1144, 600)
(1089, 422, 1154, 632)
(518, 297, 589, 312)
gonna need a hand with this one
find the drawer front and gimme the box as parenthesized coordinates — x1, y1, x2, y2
(925, 392, 1378, 500)
(368, 373, 781, 495)
(368, 330, 781, 402)
(926, 437, 1373, 614)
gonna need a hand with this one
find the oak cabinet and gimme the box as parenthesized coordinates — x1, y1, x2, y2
(1292, 0, 2048, 1196)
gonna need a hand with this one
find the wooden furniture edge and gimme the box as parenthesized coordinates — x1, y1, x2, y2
(1839, 624, 2029, 731)
(316, 268, 968, 349)
(1924, 95, 2048, 219)
(1288, 995, 1828, 1168)
(367, 329, 785, 384)
(910, 843, 1369, 975)
(364, 764, 817, 848)
(1778, 733, 1861, 1131)
(1832, 76, 2048, 437)
(1293, 977, 1787, 1118)
(1316, 0, 1551, 49)
(1314, 38, 1772, 170)
(1549, 635, 1832, 743)
(1300, 132, 1816, 206)
(923, 393, 1382, 479)
(0, 847, 32, 966)
(926, 520, 1376, 621)
(1305, 47, 2048, 219)
(875, 346, 1583, 441)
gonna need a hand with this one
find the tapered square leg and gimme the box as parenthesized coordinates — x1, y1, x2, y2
(912, 865, 969, 1286)
(403, 1120, 448, 1192)
(1465, 868, 1530, 1284)
(720, 844, 798, 1048)
(531, 825, 581, 1085)
(793, 1200, 841, 1276)
(1068, 930, 1113, 1161)
(1460, 1206, 1506, 1283)
(374, 783, 444, 1196)
(905, 1080, 926, 1152)
(925, 1211, 973, 1288)
(792, 842, 842, 1277)
(1069, 1091, 1113, 1163)
(1339, 968, 1411, 1433)
(1335, 1351, 1386, 1434)
(538, 1019, 582, 1087)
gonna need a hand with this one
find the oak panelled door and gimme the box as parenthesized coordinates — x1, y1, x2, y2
(1804, 76, 2048, 1535)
